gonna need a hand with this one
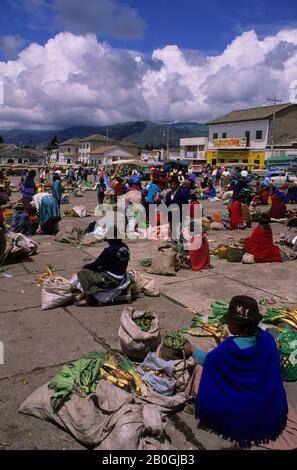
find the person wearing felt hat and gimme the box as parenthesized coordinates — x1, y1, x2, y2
(185, 295, 289, 447)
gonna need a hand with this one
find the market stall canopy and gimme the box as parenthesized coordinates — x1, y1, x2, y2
(265, 155, 297, 165)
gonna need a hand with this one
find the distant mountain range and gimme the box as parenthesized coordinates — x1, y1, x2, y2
(0, 121, 208, 149)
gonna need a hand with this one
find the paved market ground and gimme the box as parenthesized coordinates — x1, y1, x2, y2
(0, 182, 296, 450)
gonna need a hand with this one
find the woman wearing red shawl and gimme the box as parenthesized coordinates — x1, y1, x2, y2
(188, 199, 210, 271)
(261, 189, 269, 205)
(229, 198, 246, 230)
(244, 213, 281, 263)
(269, 194, 287, 219)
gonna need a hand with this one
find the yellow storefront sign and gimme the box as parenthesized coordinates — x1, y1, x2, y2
(213, 138, 247, 148)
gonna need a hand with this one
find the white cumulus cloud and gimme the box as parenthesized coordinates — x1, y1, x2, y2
(0, 29, 297, 129)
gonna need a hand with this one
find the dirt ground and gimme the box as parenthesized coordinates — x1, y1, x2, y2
(0, 179, 296, 450)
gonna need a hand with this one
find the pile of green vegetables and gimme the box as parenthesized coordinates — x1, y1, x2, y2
(163, 330, 187, 350)
(49, 351, 107, 412)
(208, 300, 229, 324)
(139, 258, 152, 268)
(134, 317, 152, 332)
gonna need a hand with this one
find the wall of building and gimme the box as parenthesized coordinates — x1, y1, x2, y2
(269, 106, 297, 145)
(208, 119, 269, 150)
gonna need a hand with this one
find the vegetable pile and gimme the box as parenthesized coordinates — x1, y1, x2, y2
(134, 317, 152, 332)
(190, 317, 228, 339)
(49, 351, 147, 412)
(263, 307, 297, 329)
(163, 330, 187, 350)
(208, 300, 229, 324)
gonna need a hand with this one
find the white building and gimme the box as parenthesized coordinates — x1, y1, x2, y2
(180, 137, 208, 163)
(207, 103, 297, 169)
(78, 134, 138, 162)
(0, 144, 45, 165)
(81, 146, 137, 166)
(50, 139, 80, 164)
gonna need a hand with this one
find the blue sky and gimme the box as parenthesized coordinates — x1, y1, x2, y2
(0, 0, 297, 129)
(1, 0, 297, 59)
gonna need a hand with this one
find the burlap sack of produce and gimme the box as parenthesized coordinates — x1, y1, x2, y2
(118, 307, 161, 361)
(129, 269, 160, 297)
(241, 203, 252, 227)
(148, 242, 178, 276)
(19, 383, 106, 447)
(42, 276, 73, 310)
(71, 205, 87, 218)
(95, 403, 173, 451)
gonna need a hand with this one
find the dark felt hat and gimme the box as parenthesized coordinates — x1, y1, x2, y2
(225, 295, 263, 325)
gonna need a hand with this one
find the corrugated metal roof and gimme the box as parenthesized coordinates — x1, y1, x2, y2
(208, 103, 294, 125)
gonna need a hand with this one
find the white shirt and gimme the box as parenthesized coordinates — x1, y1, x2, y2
(241, 170, 248, 178)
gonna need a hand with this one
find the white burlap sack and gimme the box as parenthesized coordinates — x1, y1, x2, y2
(42, 276, 73, 310)
(129, 269, 160, 297)
(148, 242, 177, 276)
(242, 253, 255, 264)
(118, 307, 161, 361)
(71, 205, 87, 217)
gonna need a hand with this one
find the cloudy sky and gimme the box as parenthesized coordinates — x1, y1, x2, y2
(0, 0, 297, 129)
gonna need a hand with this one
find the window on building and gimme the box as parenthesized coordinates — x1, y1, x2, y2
(222, 132, 227, 138)
(245, 131, 250, 146)
(242, 159, 248, 163)
(198, 145, 205, 151)
(213, 133, 218, 139)
(67, 148, 71, 152)
(254, 160, 260, 165)
(255, 130, 263, 140)
(187, 145, 196, 151)
(220, 159, 225, 163)
(83, 144, 85, 149)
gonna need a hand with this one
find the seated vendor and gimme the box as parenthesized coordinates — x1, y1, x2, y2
(229, 196, 246, 230)
(269, 188, 287, 219)
(244, 212, 282, 263)
(185, 295, 288, 447)
(11, 202, 35, 235)
(71, 226, 130, 306)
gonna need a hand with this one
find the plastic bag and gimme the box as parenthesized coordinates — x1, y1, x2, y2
(42, 276, 73, 310)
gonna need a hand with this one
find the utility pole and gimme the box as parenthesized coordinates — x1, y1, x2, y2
(267, 97, 282, 158)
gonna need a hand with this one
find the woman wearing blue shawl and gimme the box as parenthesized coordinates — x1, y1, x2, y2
(21, 170, 37, 206)
(37, 174, 62, 234)
(185, 296, 288, 447)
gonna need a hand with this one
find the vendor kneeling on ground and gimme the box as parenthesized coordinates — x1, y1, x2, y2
(185, 296, 290, 447)
(244, 213, 284, 263)
(71, 226, 131, 306)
